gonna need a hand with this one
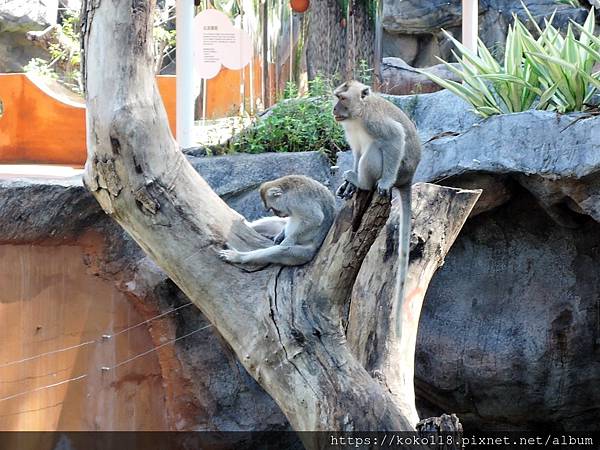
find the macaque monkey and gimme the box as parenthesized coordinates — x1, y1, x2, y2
(246, 216, 288, 242)
(219, 175, 335, 266)
(333, 80, 421, 199)
(333, 80, 421, 333)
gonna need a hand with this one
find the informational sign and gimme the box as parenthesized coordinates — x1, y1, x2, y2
(194, 9, 253, 80)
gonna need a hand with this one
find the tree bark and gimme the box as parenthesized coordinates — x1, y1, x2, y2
(346, 184, 481, 426)
(306, 0, 376, 81)
(81, 0, 480, 444)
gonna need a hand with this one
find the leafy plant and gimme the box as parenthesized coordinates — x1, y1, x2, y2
(153, 5, 177, 74)
(555, 0, 581, 7)
(24, 58, 60, 80)
(418, 6, 600, 117)
(356, 59, 374, 86)
(25, 10, 82, 93)
(283, 81, 300, 99)
(230, 76, 346, 156)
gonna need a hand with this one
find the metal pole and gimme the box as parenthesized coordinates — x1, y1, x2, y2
(176, 0, 195, 148)
(261, 0, 270, 108)
(373, 0, 383, 89)
(289, 9, 293, 84)
(201, 1, 207, 123)
(462, 0, 479, 52)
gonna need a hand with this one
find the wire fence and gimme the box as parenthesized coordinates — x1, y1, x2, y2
(0, 302, 212, 407)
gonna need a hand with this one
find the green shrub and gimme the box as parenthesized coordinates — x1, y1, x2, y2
(24, 11, 82, 93)
(419, 5, 599, 117)
(230, 76, 346, 155)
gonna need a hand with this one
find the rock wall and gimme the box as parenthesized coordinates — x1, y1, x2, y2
(382, 0, 593, 67)
(419, 191, 600, 431)
(0, 152, 333, 433)
(0, 1, 58, 72)
(1, 90, 599, 432)
(0, 245, 171, 431)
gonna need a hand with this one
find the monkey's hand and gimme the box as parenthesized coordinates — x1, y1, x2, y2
(219, 248, 244, 264)
(336, 180, 357, 200)
(343, 170, 360, 186)
(273, 230, 286, 245)
(376, 182, 393, 199)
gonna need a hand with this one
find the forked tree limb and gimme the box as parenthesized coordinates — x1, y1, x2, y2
(81, 0, 479, 443)
(347, 184, 481, 426)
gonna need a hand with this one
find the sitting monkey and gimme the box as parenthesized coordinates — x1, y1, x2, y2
(219, 175, 336, 266)
(245, 216, 288, 242)
(333, 80, 421, 338)
(333, 79, 421, 199)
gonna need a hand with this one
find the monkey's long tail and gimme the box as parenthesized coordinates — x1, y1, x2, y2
(394, 185, 412, 338)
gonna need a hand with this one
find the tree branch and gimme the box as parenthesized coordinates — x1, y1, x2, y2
(81, 0, 479, 441)
(347, 184, 481, 425)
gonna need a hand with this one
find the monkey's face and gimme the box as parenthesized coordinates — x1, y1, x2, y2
(261, 186, 289, 218)
(333, 95, 350, 122)
(333, 80, 370, 121)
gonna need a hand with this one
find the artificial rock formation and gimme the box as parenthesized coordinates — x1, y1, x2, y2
(382, 0, 592, 67)
(1, 86, 599, 433)
(336, 89, 600, 431)
(0, 0, 62, 72)
(381, 58, 462, 95)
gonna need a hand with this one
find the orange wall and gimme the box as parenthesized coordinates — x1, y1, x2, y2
(204, 57, 266, 119)
(0, 66, 272, 166)
(0, 75, 87, 165)
(0, 74, 180, 166)
(156, 75, 177, 139)
(0, 245, 169, 431)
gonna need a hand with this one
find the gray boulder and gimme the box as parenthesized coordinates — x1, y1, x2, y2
(381, 57, 463, 96)
(188, 151, 333, 220)
(382, 0, 591, 67)
(387, 89, 478, 143)
(0, 0, 59, 72)
(0, 0, 57, 32)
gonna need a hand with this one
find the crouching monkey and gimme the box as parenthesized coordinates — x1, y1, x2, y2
(219, 175, 335, 266)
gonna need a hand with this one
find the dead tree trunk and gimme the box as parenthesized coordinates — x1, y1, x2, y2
(81, 0, 479, 442)
(306, 0, 376, 81)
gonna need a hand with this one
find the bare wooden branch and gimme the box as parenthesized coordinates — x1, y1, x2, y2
(81, 0, 479, 440)
(347, 184, 481, 425)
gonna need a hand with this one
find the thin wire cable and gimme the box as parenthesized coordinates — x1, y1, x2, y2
(0, 323, 212, 405)
(0, 374, 88, 403)
(0, 302, 193, 369)
(0, 340, 95, 369)
(109, 302, 193, 338)
(1, 365, 73, 384)
(107, 324, 212, 371)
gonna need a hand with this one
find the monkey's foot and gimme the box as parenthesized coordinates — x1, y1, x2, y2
(376, 183, 393, 199)
(219, 248, 243, 264)
(336, 181, 349, 198)
(336, 180, 357, 200)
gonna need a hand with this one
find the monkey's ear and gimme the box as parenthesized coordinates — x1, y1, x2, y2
(361, 87, 371, 99)
(267, 187, 283, 198)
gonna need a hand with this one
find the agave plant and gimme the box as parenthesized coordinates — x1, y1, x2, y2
(418, 5, 599, 117)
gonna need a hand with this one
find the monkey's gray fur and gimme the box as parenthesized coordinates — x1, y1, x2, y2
(333, 79, 421, 335)
(333, 79, 421, 199)
(219, 175, 336, 266)
(246, 216, 288, 241)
